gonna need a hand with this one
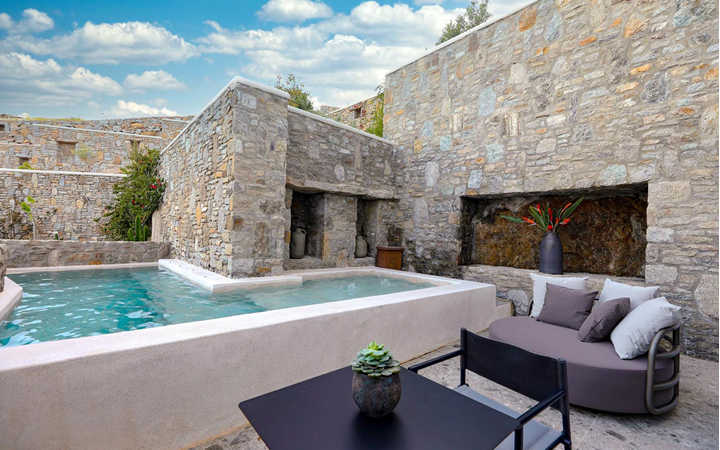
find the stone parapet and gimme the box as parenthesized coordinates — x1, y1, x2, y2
(0, 240, 169, 268)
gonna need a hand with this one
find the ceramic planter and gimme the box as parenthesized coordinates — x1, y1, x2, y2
(539, 232, 563, 274)
(351, 372, 401, 418)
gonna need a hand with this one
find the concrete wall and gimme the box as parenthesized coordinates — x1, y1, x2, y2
(0, 170, 124, 240)
(384, 0, 718, 359)
(157, 78, 290, 278)
(287, 107, 395, 199)
(0, 240, 169, 267)
(0, 268, 495, 450)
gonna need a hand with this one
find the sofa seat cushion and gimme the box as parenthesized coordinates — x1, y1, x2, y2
(489, 317, 673, 413)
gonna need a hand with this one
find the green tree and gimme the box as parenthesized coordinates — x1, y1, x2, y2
(437, 0, 491, 44)
(366, 85, 385, 138)
(99, 146, 165, 241)
(275, 73, 314, 111)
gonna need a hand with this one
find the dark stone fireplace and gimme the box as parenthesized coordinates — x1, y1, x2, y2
(459, 184, 648, 277)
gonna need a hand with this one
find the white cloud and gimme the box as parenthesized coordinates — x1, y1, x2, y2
(0, 13, 13, 30)
(110, 100, 178, 118)
(200, 1, 462, 106)
(487, 0, 534, 18)
(258, 0, 333, 22)
(124, 70, 186, 91)
(2, 21, 197, 64)
(0, 52, 122, 108)
(0, 8, 54, 34)
(414, 0, 443, 4)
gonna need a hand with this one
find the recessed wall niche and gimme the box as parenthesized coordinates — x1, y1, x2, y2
(459, 184, 648, 277)
(290, 191, 324, 257)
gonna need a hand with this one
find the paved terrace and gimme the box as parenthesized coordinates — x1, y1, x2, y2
(191, 340, 719, 450)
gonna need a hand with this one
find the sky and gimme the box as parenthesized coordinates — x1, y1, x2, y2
(0, 0, 532, 119)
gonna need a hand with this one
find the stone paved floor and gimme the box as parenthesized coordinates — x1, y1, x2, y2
(191, 343, 718, 450)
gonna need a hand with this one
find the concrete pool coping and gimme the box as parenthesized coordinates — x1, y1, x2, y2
(0, 263, 497, 449)
(0, 278, 22, 322)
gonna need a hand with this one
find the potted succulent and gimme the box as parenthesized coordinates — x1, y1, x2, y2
(351, 341, 402, 418)
(501, 198, 583, 274)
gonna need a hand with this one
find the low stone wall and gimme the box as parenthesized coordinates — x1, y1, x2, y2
(287, 107, 395, 199)
(0, 169, 122, 240)
(0, 240, 169, 268)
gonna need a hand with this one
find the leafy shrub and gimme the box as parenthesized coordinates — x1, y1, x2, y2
(352, 341, 400, 377)
(100, 147, 164, 241)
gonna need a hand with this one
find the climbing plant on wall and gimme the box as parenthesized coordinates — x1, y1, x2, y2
(366, 85, 385, 138)
(99, 147, 165, 241)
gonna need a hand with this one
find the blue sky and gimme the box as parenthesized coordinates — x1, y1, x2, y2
(0, 0, 532, 119)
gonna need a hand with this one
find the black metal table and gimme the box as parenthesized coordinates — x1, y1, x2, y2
(239, 366, 520, 450)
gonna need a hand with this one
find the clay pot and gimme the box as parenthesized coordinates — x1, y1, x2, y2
(539, 232, 563, 274)
(290, 228, 306, 259)
(355, 235, 368, 258)
(352, 372, 401, 418)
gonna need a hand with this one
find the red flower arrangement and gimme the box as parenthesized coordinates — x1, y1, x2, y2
(500, 198, 583, 232)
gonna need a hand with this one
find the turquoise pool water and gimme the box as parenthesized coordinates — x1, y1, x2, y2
(0, 268, 433, 347)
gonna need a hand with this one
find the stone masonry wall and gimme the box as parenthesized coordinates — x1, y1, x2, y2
(1, 123, 164, 173)
(0, 170, 122, 240)
(0, 116, 191, 140)
(157, 79, 289, 278)
(327, 95, 382, 132)
(0, 239, 169, 268)
(384, 0, 718, 359)
(287, 107, 395, 199)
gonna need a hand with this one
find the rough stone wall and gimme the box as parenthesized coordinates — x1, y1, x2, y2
(384, 0, 718, 359)
(327, 95, 382, 132)
(0, 170, 121, 240)
(0, 116, 191, 139)
(1, 123, 163, 173)
(157, 80, 289, 278)
(287, 108, 395, 199)
(0, 239, 168, 268)
(0, 244, 5, 292)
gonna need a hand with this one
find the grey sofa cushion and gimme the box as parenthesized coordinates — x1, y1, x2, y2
(489, 317, 673, 413)
(536, 283, 597, 330)
(578, 297, 631, 342)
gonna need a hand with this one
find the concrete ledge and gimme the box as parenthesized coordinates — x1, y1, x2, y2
(28, 123, 164, 139)
(158, 259, 303, 292)
(0, 278, 22, 322)
(8, 262, 157, 274)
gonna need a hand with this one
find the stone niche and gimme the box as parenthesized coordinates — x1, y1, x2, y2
(290, 191, 324, 257)
(356, 198, 378, 257)
(459, 184, 648, 277)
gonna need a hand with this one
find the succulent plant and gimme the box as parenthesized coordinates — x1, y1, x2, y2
(352, 341, 400, 377)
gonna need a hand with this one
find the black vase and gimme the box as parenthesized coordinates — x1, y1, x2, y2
(539, 232, 563, 274)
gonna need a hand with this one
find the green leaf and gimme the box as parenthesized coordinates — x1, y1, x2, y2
(527, 206, 546, 228)
(561, 197, 584, 219)
(499, 214, 525, 223)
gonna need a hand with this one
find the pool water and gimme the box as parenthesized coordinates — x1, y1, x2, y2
(0, 268, 433, 347)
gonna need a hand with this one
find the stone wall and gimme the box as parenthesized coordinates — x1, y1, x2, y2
(1, 123, 164, 173)
(287, 107, 395, 198)
(156, 79, 289, 278)
(0, 244, 5, 292)
(0, 170, 123, 240)
(327, 95, 382, 132)
(0, 116, 191, 140)
(384, 0, 718, 359)
(0, 239, 168, 268)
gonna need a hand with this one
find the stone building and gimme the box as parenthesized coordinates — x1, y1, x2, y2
(328, 95, 382, 132)
(383, 0, 718, 359)
(0, 0, 716, 360)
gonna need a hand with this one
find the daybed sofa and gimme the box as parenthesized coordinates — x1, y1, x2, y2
(490, 317, 680, 414)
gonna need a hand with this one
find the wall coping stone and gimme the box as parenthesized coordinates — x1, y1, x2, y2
(0, 168, 126, 178)
(288, 106, 395, 145)
(162, 76, 290, 155)
(387, 0, 540, 76)
(28, 123, 164, 139)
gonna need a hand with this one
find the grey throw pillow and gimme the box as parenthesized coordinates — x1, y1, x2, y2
(578, 297, 631, 342)
(536, 283, 597, 330)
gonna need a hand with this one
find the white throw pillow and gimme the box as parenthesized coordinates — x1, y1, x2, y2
(598, 279, 659, 310)
(529, 273, 587, 318)
(610, 297, 681, 359)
